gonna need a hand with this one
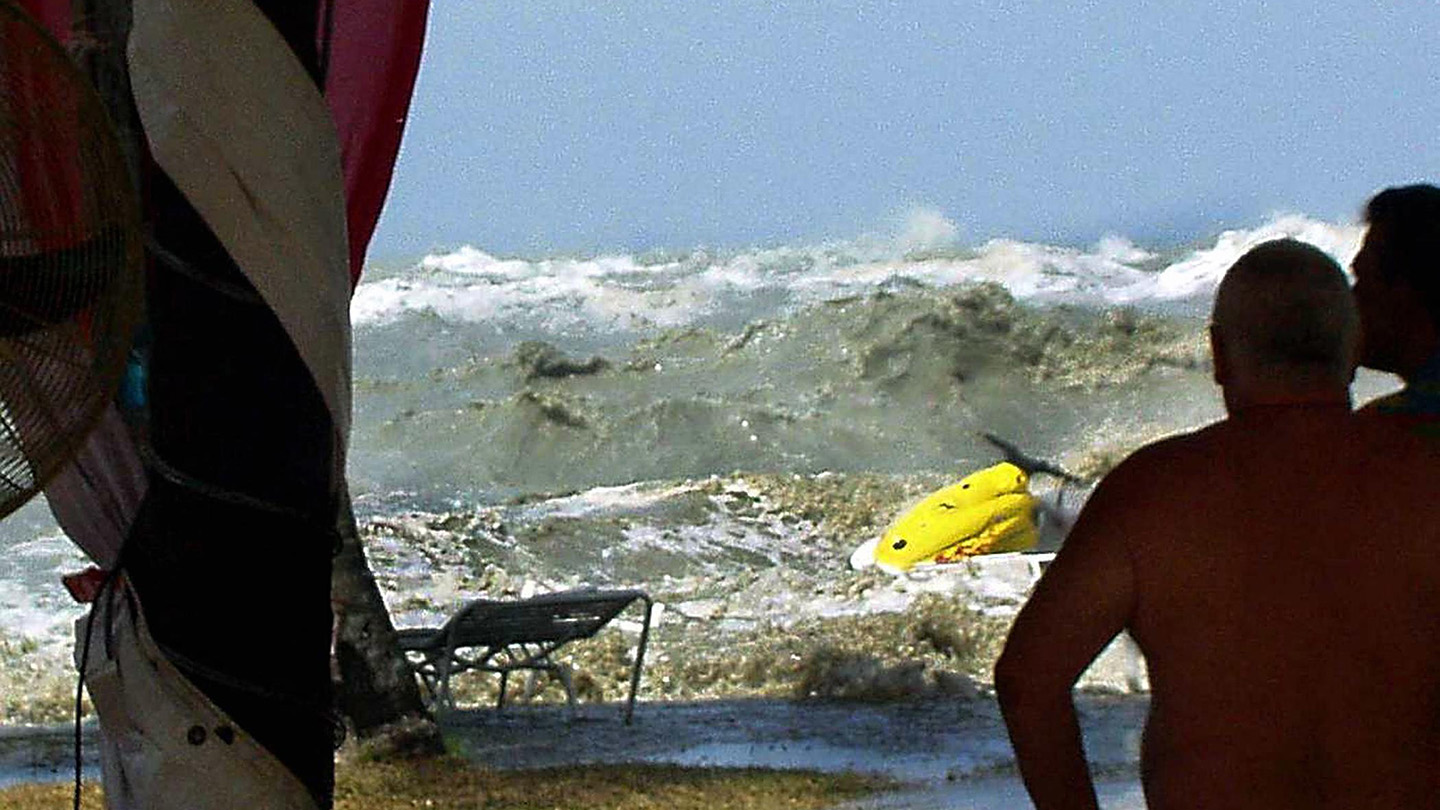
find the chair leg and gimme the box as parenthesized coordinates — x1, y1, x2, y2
(522, 670, 542, 701)
(419, 655, 442, 707)
(496, 670, 509, 712)
(554, 664, 577, 713)
(625, 596, 654, 725)
(436, 656, 457, 723)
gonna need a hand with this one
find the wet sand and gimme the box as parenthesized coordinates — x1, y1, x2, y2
(846, 777, 1146, 810)
(0, 721, 99, 788)
(4, 693, 1146, 807)
(443, 693, 1148, 808)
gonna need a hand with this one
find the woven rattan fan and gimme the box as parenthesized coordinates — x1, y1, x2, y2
(0, 2, 142, 520)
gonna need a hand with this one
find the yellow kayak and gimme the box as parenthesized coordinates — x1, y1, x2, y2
(849, 462, 1039, 575)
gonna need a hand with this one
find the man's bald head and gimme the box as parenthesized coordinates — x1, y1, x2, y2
(1211, 239, 1358, 388)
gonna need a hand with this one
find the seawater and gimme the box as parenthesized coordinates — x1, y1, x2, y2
(0, 212, 1400, 722)
(349, 211, 1370, 505)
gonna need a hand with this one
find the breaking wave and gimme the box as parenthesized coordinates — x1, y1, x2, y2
(351, 212, 1365, 334)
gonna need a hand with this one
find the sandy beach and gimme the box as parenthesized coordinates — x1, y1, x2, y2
(2, 543, 1153, 807)
(2, 691, 1147, 808)
(442, 694, 1148, 808)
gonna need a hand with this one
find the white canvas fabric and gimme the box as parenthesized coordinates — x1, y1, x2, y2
(44, 404, 146, 569)
(126, 0, 353, 448)
(76, 578, 319, 810)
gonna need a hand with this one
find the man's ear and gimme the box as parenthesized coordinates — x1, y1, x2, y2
(1210, 324, 1229, 388)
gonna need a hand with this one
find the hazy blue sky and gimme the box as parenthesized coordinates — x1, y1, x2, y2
(368, 2, 1440, 261)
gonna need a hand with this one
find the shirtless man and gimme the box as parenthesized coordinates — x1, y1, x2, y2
(994, 239, 1440, 810)
(1351, 183, 1440, 424)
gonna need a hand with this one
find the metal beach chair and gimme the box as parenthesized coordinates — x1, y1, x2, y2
(397, 588, 654, 724)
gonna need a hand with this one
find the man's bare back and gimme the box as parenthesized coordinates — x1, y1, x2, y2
(1112, 407, 1440, 808)
(996, 240, 1440, 810)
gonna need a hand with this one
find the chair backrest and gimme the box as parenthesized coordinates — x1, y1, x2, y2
(445, 589, 643, 648)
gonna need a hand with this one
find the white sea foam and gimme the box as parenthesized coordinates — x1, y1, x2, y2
(1094, 234, 1155, 265)
(0, 533, 87, 643)
(1114, 214, 1366, 304)
(895, 207, 960, 252)
(350, 252, 709, 331)
(353, 213, 1366, 330)
(522, 480, 699, 519)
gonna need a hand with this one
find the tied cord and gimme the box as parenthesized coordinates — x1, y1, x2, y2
(69, 435, 137, 810)
(74, 564, 125, 810)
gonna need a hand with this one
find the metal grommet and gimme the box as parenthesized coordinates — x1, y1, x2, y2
(186, 725, 207, 745)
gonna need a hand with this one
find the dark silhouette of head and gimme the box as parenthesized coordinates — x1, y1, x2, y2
(1353, 184, 1440, 378)
(1211, 239, 1357, 409)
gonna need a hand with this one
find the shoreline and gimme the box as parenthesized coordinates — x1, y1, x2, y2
(0, 720, 100, 789)
(440, 694, 1146, 779)
(2, 694, 1148, 804)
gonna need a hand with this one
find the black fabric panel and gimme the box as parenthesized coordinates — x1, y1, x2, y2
(123, 1, 335, 806)
(126, 477, 335, 804)
(142, 174, 334, 510)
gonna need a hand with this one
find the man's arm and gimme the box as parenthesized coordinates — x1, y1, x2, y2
(993, 458, 1143, 810)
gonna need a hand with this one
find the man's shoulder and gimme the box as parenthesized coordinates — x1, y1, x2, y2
(1115, 426, 1217, 470)
(1358, 387, 1440, 440)
(1060, 429, 1219, 555)
(1097, 427, 1217, 494)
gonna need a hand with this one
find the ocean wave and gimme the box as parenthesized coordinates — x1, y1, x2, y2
(351, 213, 1365, 331)
(1120, 214, 1365, 303)
(349, 282, 1219, 503)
